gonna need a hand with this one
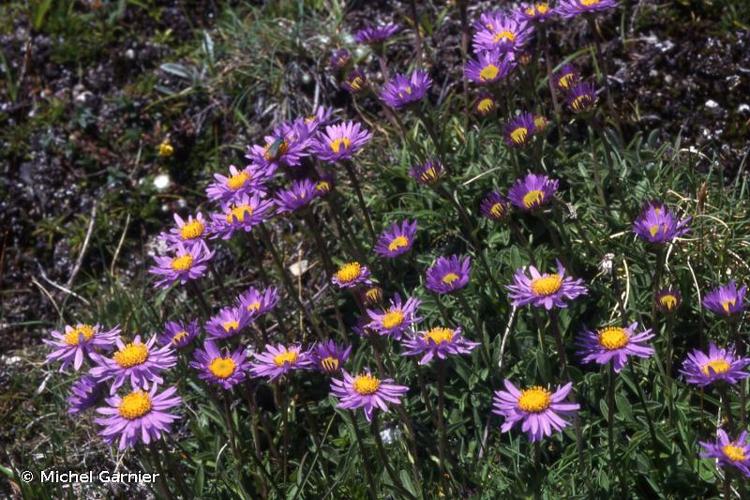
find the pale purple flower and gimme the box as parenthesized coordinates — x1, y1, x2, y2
(330, 370, 408, 421)
(45, 323, 119, 371)
(249, 344, 314, 381)
(205, 307, 251, 340)
(367, 294, 422, 340)
(700, 429, 750, 478)
(90, 335, 177, 394)
(680, 343, 750, 387)
(401, 326, 480, 365)
(190, 341, 251, 390)
(507, 259, 587, 309)
(312, 121, 372, 163)
(577, 322, 654, 372)
(210, 194, 275, 239)
(157, 319, 200, 349)
(312, 340, 352, 374)
(380, 71, 432, 109)
(67, 375, 105, 414)
(149, 241, 214, 288)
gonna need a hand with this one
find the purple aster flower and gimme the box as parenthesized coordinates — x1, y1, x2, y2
(353, 315, 378, 337)
(700, 429, 750, 478)
(354, 23, 400, 45)
(680, 343, 750, 387)
(655, 287, 682, 314)
(190, 340, 251, 390)
(577, 322, 654, 372)
(380, 71, 432, 109)
(274, 178, 318, 213)
(312, 340, 352, 374)
(332, 261, 371, 289)
(504, 113, 536, 147)
(90, 335, 177, 394)
(205, 306, 251, 340)
(374, 219, 418, 258)
(67, 375, 105, 414)
(556, 0, 618, 19)
(492, 380, 580, 442)
(300, 106, 335, 134)
(465, 50, 515, 85)
(520, 2, 554, 21)
(45, 323, 119, 371)
(312, 121, 372, 163)
(366, 294, 422, 340)
(249, 344, 314, 381)
(161, 212, 210, 248)
(149, 241, 214, 288)
(210, 194, 275, 239)
(409, 159, 444, 186)
(553, 64, 580, 91)
(508, 173, 559, 211)
(94, 384, 181, 450)
(632, 201, 691, 244)
(703, 281, 747, 317)
(566, 82, 598, 113)
(205, 164, 274, 205)
(342, 69, 367, 94)
(425, 255, 472, 294)
(158, 319, 200, 349)
(247, 120, 311, 169)
(507, 259, 588, 309)
(480, 191, 510, 221)
(237, 285, 280, 318)
(329, 48, 351, 69)
(472, 13, 532, 54)
(475, 93, 497, 116)
(330, 370, 408, 421)
(401, 326, 480, 365)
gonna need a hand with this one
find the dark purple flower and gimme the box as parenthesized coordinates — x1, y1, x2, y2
(504, 113, 536, 147)
(332, 261, 371, 289)
(632, 201, 691, 244)
(249, 344, 314, 381)
(300, 106, 335, 134)
(425, 255, 472, 294)
(680, 343, 750, 387)
(556, 0, 618, 19)
(475, 93, 497, 116)
(158, 319, 200, 349)
(205, 306, 251, 340)
(655, 287, 682, 314)
(508, 173, 559, 211)
(329, 48, 351, 69)
(274, 179, 318, 213)
(247, 120, 311, 169)
(480, 192, 510, 221)
(341, 69, 367, 94)
(205, 164, 275, 205)
(700, 429, 750, 478)
(566, 82, 598, 113)
(520, 2, 554, 21)
(380, 71, 432, 109)
(312, 340, 352, 374)
(465, 50, 515, 85)
(703, 281, 747, 317)
(210, 194, 275, 239)
(237, 286, 280, 318)
(374, 219, 417, 258)
(553, 64, 580, 91)
(409, 159, 444, 186)
(67, 375, 105, 414)
(472, 13, 532, 54)
(354, 23, 400, 44)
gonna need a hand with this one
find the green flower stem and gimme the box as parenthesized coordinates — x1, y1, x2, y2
(342, 160, 377, 243)
(626, 362, 660, 454)
(348, 411, 379, 500)
(371, 414, 417, 500)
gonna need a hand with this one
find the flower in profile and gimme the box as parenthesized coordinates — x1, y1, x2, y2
(301, 106, 335, 134)
(162, 212, 209, 248)
(149, 241, 214, 288)
(330, 370, 408, 421)
(475, 93, 497, 116)
(205, 307, 250, 340)
(342, 69, 367, 94)
(703, 281, 747, 317)
(367, 294, 422, 340)
(508, 173, 559, 211)
(480, 192, 510, 221)
(237, 286, 280, 318)
(577, 323, 654, 372)
(472, 13, 531, 54)
(205, 164, 274, 205)
(409, 159, 444, 186)
(312, 121, 372, 163)
(191, 341, 251, 390)
(158, 319, 200, 349)
(507, 260, 587, 309)
(553, 64, 580, 91)
(67, 375, 104, 414)
(374, 219, 418, 258)
(329, 48, 351, 69)
(504, 113, 536, 147)
(273, 178, 318, 213)
(360, 285, 384, 307)
(465, 50, 514, 85)
(655, 287, 682, 314)
(556, 0, 619, 19)
(380, 71, 432, 109)
(700, 430, 750, 478)
(425, 255, 472, 294)
(566, 82, 598, 113)
(45, 323, 119, 371)
(401, 326, 480, 365)
(533, 115, 550, 134)
(249, 344, 314, 381)
(332, 261, 371, 289)
(632, 201, 691, 244)
(314, 172, 335, 198)
(312, 340, 352, 374)
(248, 120, 311, 169)
(354, 23, 400, 44)
(95, 384, 181, 450)
(680, 343, 750, 387)
(520, 2, 554, 21)
(210, 194, 275, 239)
(492, 380, 580, 442)
(90, 335, 177, 394)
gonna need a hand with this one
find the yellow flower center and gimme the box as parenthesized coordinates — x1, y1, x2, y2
(157, 140, 173, 157)
(316, 180, 331, 193)
(534, 116, 548, 130)
(597, 327, 630, 350)
(273, 350, 299, 367)
(558, 73, 575, 90)
(335, 262, 362, 283)
(517, 386, 552, 413)
(490, 202, 506, 218)
(321, 356, 339, 372)
(723, 444, 747, 462)
(365, 287, 382, 303)
(353, 373, 381, 395)
(246, 301, 261, 312)
(648, 224, 662, 237)
(172, 331, 189, 345)
(349, 76, 364, 91)
(701, 359, 731, 376)
(180, 220, 205, 240)
(225, 204, 254, 223)
(493, 30, 516, 43)
(423, 327, 454, 345)
(479, 64, 499, 81)
(382, 310, 405, 329)
(659, 294, 678, 311)
(530, 274, 563, 296)
(525, 6, 536, 15)
(64, 324, 95, 346)
(330, 137, 352, 153)
(441, 272, 460, 285)
(419, 166, 439, 183)
(171, 254, 193, 271)
(226, 171, 250, 191)
(113, 342, 149, 368)
(537, 3, 550, 13)
(209, 357, 237, 379)
(722, 299, 736, 313)
(222, 320, 239, 332)
(118, 391, 152, 420)
(477, 97, 495, 113)
(522, 189, 545, 208)
(571, 94, 591, 112)
(510, 127, 529, 145)
(387, 236, 410, 252)
(581, 0, 600, 5)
